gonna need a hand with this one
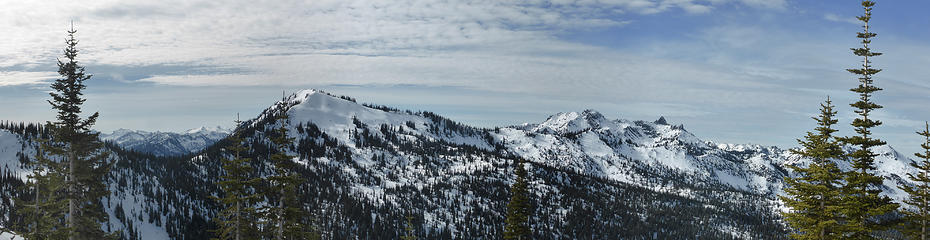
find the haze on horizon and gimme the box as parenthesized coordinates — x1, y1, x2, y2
(2, 0, 930, 154)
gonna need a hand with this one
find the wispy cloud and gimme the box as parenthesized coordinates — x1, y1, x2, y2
(1, 0, 789, 82)
(824, 13, 860, 25)
(0, 71, 57, 86)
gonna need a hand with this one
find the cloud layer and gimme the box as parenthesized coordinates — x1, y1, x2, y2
(6, 0, 930, 155)
(1, 0, 785, 86)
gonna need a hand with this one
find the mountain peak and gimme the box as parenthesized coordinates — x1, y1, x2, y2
(186, 126, 208, 134)
(291, 89, 325, 102)
(655, 116, 668, 125)
(185, 126, 230, 134)
(533, 109, 609, 134)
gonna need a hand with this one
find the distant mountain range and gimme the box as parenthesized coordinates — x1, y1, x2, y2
(0, 89, 919, 239)
(100, 126, 230, 156)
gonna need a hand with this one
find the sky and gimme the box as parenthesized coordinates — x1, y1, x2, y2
(2, 0, 930, 154)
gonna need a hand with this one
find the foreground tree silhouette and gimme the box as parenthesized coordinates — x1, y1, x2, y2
(211, 116, 262, 240)
(14, 24, 116, 240)
(900, 122, 930, 240)
(504, 158, 531, 239)
(836, 1, 899, 238)
(781, 97, 845, 240)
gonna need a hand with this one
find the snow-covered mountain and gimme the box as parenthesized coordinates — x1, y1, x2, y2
(497, 108, 918, 205)
(0, 89, 920, 239)
(100, 126, 230, 156)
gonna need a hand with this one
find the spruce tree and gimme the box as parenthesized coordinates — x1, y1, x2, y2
(400, 215, 416, 240)
(21, 24, 114, 240)
(900, 122, 930, 240)
(781, 97, 845, 240)
(504, 158, 531, 239)
(262, 100, 313, 239)
(211, 117, 262, 240)
(836, 1, 899, 238)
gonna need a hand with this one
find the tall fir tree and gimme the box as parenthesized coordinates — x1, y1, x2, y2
(262, 99, 314, 239)
(900, 122, 930, 240)
(781, 97, 846, 240)
(504, 158, 531, 240)
(211, 116, 262, 240)
(18, 24, 115, 240)
(836, 1, 899, 238)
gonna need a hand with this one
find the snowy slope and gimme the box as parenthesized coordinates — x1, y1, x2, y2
(496, 109, 918, 201)
(0, 130, 30, 181)
(246, 89, 495, 150)
(0, 127, 214, 239)
(0, 89, 923, 239)
(101, 126, 230, 156)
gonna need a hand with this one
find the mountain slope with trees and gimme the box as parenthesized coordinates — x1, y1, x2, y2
(1, 89, 922, 239)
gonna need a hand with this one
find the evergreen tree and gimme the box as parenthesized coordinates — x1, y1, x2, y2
(211, 117, 262, 240)
(401, 215, 416, 240)
(262, 99, 314, 239)
(781, 97, 845, 240)
(15, 137, 69, 239)
(900, 122, 930, 240)
(836, 1, 899, 238)
(14, 24, 114, 240)
(504, 158, 531, 239)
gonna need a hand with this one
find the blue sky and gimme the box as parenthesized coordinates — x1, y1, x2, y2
(2, 0, 930, 154)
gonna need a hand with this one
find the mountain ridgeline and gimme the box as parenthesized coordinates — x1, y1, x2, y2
(0, 89, 920, 239)
(100, 127, 230, 157)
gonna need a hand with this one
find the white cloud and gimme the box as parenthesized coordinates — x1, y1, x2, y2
(0, 71, 57, 86)
(0, 0, 786, 92)
(824, 13, 860, 25)
(736, 0, 787, 9)
(0, 0, 786, 68)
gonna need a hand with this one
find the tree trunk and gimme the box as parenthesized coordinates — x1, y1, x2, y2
(236, 200, 241, 240)
(33, 178, 40, 238)
(922, 207, 926, 240)
(820, 194, 825, 240)
(68, 150, 76, 240)
(276, 187, 285, 240)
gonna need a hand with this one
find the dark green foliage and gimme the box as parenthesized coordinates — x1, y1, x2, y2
(781, 97, 846, 239)
(400, 215, 416, 240)
(16, 137, 69, 240)
(900, 122, 930, 240)
(211, 118, 262, 240)
(836, 1, 900, 238)
(12, 25, 114, 240)
(504, 158, 531, 239)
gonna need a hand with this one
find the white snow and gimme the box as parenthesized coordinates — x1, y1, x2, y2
(0, 231, 22, 240)
(282, 89, 492, 150)
(0, 130, 30, 181)
(716, 170, 749, 190)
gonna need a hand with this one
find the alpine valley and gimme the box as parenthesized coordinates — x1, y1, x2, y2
(0, 89, 919, 239)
